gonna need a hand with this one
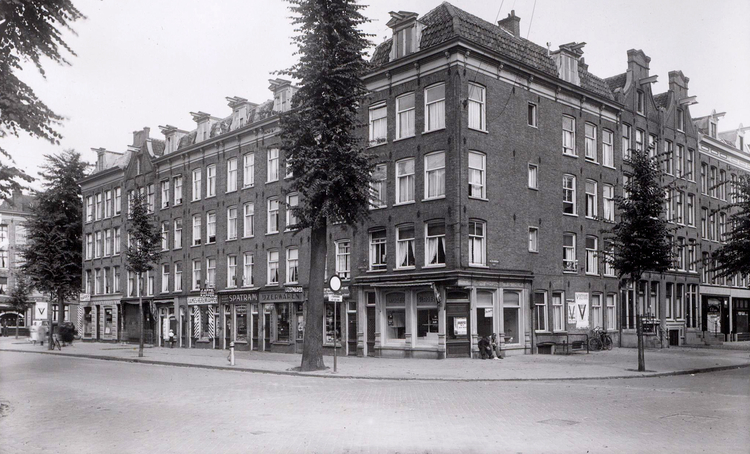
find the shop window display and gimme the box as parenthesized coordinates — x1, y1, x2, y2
(503, 291, 521, 344)
(325, 302, 342, 344)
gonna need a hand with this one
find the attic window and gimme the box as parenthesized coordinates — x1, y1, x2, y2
(740, 135, 744, 151)
(557, 54, 579, 85)
(394, 26, 415, 59)
(637, 90, 645, 115)
(710, 122, 717, 138)
(677, 109, 684, 131)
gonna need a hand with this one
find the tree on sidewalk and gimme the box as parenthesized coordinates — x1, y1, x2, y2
(7, 273, 33, 339)
(279, 0, 373, 371)
(710, 175, 750, 281)
(0, 0, 84, 200)
(607, 146, 672, 372)
(20, 150, 86, 350)
(125, 191, 161, 358)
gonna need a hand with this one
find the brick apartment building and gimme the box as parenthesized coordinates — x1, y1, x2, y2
(78, 3, 749, 358)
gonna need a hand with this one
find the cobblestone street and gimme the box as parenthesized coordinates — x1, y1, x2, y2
(1, 350, 748, 453)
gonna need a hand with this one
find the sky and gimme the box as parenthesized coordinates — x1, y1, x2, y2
(3, 0, 749, 190)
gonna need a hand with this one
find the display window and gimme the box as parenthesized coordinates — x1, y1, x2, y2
(325, 302, 341, 344)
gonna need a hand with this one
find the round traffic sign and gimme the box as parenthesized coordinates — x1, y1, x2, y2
(329, 274, 342, 292)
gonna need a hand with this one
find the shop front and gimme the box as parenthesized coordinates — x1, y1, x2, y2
(154, 299, 177, 347)
(82, 298, 119, 342)
(258, 287, 306, 354)
(217, 290, 258, 351)
(188, 288, 219, 349)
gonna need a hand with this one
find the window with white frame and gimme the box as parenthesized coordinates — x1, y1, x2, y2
(606, 294, 616, 330)
(206, 164, 216, 197)
(468, 83, 485, 131)
(174, 262, 182, 292)
(719, 170, 726, 201)
(192, 259, 201, 290)
(286, 247, 299, 283)
(424, 83, 445, 132)
(114, 187, 122, 215)
(206, 258, 216, 288)
(95, 231, 102, 258)
(604, 241, 615, 276)
(161, 221, 169, 250)
(243, 203, 254, 237)
(369, 229, 387, 271)
(563, 174, 576, 215)
(396, 225, 415, 269)
(267, 148, 279, 183)
(369, 102, 387, 146)
(528, 227, 538, 252)
(688, 240, 697, 272)
(602, 129, 614, 167)
(585, 180, 597, 218)
(603, 184, 614, 222)
(86, 196, 93, 222)
(700, 163, 708, 195)
(664, 140, 673, 175)
(677, 108, 685, 131)
(113, 266, 121, 293)
(370, 163, 387, 209)
(173, 176, 182, 205)
(649, 134, 658, 160)
(622, 123, 631, 160)
(591, 294, 602, 328)
(424, 152, 445, 199)
(267, 198, 279, 234)
(104, 229, 112, 256)
(637, 90, 645, 114)
(676, 192, 684, 224)
(173, 218, 182, 249)
(192, 214, 201, 246)
(85, 233, 93, 260)
(665, 189, 673, 222)
(147, 184, 155, 213)
(160, 180, 169, 209)
(585, 123, 597, 161)
(227, 206, 238, 240)
(161, 264, 170, 293)
(396, 93, 415, 139)
(104, 190, 112, 218)
(113, 227, 121, 254)
(678, 237, 686, 270)
(468, 152, 486, 198)
(468, 220, 486, 266)
(586, 236, 598, 275)
(243, 153, 255, 187)
(525, 163, 538, 190)
(396, 158, 415, 204)
(335, 240, 351, 279)
(675, 145, 684, 178)
(227, 158, 238, 192)
(207, 211, 216, 243)
(635, 129, 644, 153)
(425, 222, 446, 266)
(562, 115, 576, 156)
(192, 169, 201, 201)
(95, 193, 103, 219)
(528, 103, 537, 127)
(286, 193, 299, 228)
(534, 292, 548, 332)
(686, 149, 695, 181)
(267, 250, 279, 285)
(227, 255, 237, 288)
(563, 232, 576, 272)
(686, 194, 694, 226)
(552, 292, 565, 331)
(243, 253, 253, 287)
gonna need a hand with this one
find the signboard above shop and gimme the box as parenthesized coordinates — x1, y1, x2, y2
(260, 289, 307, 303)
(188, 287, 219, 305)
(218, 291, 258, 304)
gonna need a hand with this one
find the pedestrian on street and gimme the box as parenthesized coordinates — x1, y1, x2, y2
(478, 335, 493, 359)
(491, 333, 502, 360)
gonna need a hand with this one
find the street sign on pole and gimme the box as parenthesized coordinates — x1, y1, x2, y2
(328, 275, 342, 373)
(328, 294, 343, 302)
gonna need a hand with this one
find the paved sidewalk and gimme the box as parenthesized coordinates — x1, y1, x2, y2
(1, 336, 748, 381)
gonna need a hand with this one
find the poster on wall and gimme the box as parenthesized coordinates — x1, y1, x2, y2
(575, 292, 589, 329)
(35, 302, 48, 320)
(454, 317, 467, 335)
(484, 308, 493, 317)
(567, 300, 576, 324)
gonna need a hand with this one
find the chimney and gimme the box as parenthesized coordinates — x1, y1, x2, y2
(498, 10, 521, 38)
(668, 70, 690, 99)
(626, 49, 651, 81)
(131, 127, 150, 148)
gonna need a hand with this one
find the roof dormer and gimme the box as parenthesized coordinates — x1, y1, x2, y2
(159, 125, 189, 155)
(190, 111, 219, 143)
(551, 42, 585, 86)
(387, 11, 419, 61)
(268, 79, 295, 113)
(226, 96, 257, 130)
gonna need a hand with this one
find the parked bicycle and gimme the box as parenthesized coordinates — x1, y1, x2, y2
(588, 327, 613, 351)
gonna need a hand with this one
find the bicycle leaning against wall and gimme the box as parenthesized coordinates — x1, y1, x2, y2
(588, 326, 613, 351)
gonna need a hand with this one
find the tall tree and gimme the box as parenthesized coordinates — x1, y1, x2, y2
(125, 191, 161, 358)
(7, 273, 32, 339)
(279, 0, 373, 371)
(0, 0, 84, 200)
(20, 150, 86, 350)
(607, 146, 672, 371)
(711, 175, 750, 281)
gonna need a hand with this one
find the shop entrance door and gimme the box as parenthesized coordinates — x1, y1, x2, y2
(669, 329, 679, 346)
(263, 311, 271, 351)
(347, 312, 357, 356)
(366, 306, 375, 356)
(446, 303, 470, 357)
(252, 310, 259, 351)
(224, 306, 232, 350)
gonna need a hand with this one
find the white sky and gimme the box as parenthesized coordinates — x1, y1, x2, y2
(3, 0, 749, 189)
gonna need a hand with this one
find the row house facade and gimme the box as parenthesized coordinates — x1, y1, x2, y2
(79, 2, 749, 358)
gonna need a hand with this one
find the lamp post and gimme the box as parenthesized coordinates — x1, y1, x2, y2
(328, 275, 342, 373)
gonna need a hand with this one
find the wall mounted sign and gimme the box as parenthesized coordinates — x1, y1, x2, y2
(575, 292, 589, 329)
(454, 317, 467, 336)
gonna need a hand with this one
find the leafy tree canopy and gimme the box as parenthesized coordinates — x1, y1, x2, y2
(21, 150, 86, 301)
(0, 0, 84, 199)
(279, 0, 374, 230)
(608, 147, 672, 281)
(711, 175, 750, 280)
(125, 191, 161, 275)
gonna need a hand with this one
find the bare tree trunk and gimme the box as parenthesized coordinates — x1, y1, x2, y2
(138, 272, 144, 358)
(47, 295, 54, 350)
(300, 222, 327, 371)
(635, 278, 646, 372)
(15, 311, 20, 339)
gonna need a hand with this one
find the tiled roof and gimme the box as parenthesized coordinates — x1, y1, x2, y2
(605, 72, 627, 92)
(370, 2, 614, 100)
(0, 192, 34, 213)
(150, 139, 166, 157)
(653, 92, 669, 109)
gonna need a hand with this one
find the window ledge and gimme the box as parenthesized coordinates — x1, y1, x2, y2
(468, 127, 488, 134)
(367, 269, 387, 273)
(242, 185, 255, 190)
(225, 238, 237, 243)
(367, 141, 388, 149)
(423, 127, 446, 136)
(395, 267, 416, 271)
(393, 201, 415, 207)
(563, 153, 578, 158)
(563, 213, 578, 218)
(225, 190, 237, 195)
(469, 264, 489, 269)
(468, 196, 489, 201)
(266, 232, 279, 236)
(424, 264, 446, 269)
(393, 135, 415, 143)
(422, 196, 446, 202)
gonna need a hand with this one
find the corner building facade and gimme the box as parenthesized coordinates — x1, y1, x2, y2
(80, 3, 749, 358)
